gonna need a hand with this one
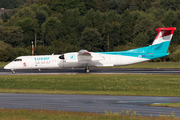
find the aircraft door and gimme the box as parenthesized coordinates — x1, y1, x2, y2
(58, 54, 65, 68)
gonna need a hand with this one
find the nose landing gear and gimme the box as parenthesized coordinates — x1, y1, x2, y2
(11, 69, 16, 74)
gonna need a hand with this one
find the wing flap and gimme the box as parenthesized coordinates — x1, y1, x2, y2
(95, 64, 114, 67)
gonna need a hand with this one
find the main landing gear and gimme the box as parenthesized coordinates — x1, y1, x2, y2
(85, 67, 90, 73)
(83, 63, 90, 73)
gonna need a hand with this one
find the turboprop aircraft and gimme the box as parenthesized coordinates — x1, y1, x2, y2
(4, 27, 176, 73)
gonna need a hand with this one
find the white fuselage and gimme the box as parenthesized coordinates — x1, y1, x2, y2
(4, 52, 149, 70)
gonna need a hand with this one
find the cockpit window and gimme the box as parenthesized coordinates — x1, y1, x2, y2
(14, 59, 22, 61)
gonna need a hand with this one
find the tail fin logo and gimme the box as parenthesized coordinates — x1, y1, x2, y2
(155, 30, 172, 40)
(152, 27, 176, 45)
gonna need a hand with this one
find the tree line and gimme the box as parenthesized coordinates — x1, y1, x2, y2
(1, 0, 180, 62)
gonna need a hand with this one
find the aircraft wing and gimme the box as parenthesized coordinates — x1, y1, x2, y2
(78, 50, 104, 62)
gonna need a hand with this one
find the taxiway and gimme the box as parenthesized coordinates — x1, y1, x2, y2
(0, 93, 180, 117)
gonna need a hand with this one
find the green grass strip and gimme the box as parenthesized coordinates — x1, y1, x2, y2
(0, 62, 9, 67)
(149, 103, 180, 107)
(1, 74, 180, 96)
(107, 62, 180, 69)
(0, 109, 178, 120)
(113, 62, 180, 68)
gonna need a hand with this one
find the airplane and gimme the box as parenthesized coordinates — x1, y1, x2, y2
(4, 27, 176, 73)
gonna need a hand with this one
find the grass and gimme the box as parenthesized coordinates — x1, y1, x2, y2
(0, 62, 9, 67)
(0, 109, 179, 120)
(149, 103, 180, 107)
(116, 62, 180, 68)
(1, 74, 180, 96)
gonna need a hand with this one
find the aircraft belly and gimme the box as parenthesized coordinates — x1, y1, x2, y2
(121, 56, 149, 65)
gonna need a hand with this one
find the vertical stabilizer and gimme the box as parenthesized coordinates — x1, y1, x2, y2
(151, 27, 176, 53)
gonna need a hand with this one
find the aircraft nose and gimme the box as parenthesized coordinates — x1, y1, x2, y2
(4, 65, 9, 69)
(4, 64, 11, 69)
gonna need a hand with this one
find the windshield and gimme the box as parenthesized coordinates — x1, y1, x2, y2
(13, 59, 22, 62)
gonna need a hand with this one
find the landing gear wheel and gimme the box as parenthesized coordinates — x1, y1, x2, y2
(85, 68, 90, 73)
(12, 70, 16, 74)
(84, 63, 90, 73)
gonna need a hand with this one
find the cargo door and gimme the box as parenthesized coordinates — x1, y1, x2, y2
(58, 54, 65, 68)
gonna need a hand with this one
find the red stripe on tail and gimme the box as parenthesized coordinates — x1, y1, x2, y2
(155, 27, 176, 40)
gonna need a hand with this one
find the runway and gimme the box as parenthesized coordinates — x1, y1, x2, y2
(0, 93, 180, 117)
(1, 67, 180, 75)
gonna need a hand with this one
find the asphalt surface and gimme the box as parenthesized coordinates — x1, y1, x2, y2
(1, 68, 180, 117)
(1, 67, 180, 75)
(0, 93, 180, 117)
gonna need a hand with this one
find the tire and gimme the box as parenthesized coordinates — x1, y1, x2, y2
(86, 69, 90, 73)
(12, 70, 16, 74)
